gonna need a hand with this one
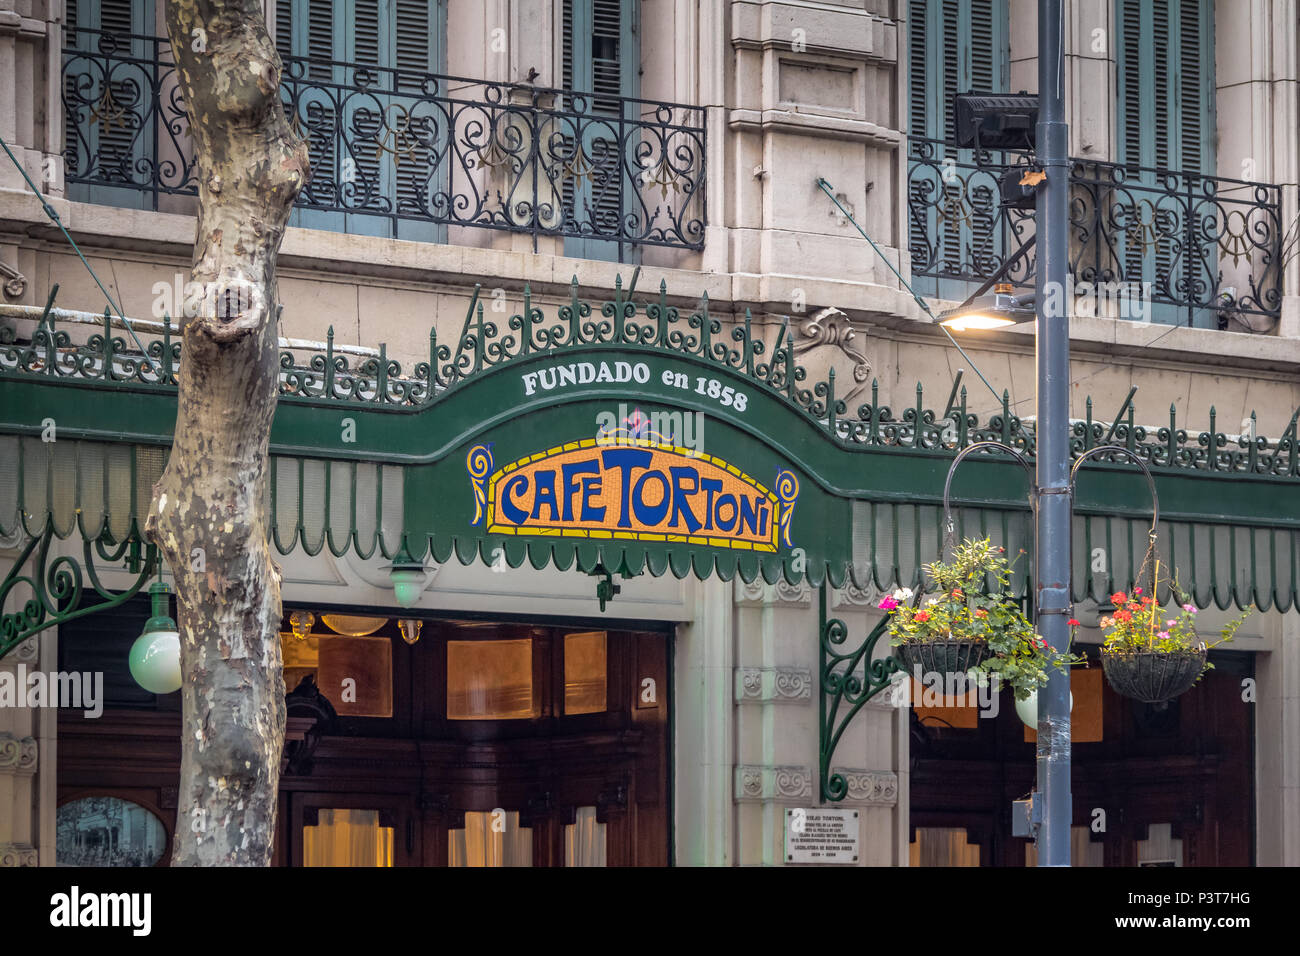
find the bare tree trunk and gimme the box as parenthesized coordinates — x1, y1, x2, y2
(145, 0, 308, 866)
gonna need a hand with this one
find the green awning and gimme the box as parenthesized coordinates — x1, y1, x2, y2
(3, 283, 1298, 612)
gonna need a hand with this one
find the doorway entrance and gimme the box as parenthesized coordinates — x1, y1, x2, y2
(276, 616, 672, 866)
(907, 652, 1254, 866)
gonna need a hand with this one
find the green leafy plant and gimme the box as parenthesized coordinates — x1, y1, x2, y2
(879, 538, 1076, 700)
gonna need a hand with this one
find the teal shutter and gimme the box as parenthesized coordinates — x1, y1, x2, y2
(65, 0, 157, 209)
(1115, 0, 1215, 326)
(907, 0, 1010, 298)
(278, 0, 446, 241)
(909, 0, 1007, 143)
(562, 0, 640, 262)
(1117, 0, 1214, 176)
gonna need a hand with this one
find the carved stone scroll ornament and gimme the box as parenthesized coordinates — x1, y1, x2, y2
(792, 307, 872, 409)
(736, 667, 813, 703)
(0, 260, 26, 300)
(0, 844, 37, 867)
(829, 769, 899, 807)
(734, 765, 813, 801)
(0, 733, 38, 773)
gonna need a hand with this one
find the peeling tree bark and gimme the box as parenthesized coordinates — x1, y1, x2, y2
(145, 0, 308, 866)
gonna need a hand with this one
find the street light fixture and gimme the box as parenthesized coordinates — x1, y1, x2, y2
(129, 578, 182, 694)
(937, 285, 1036, 332)
(386, 546, 427, 609)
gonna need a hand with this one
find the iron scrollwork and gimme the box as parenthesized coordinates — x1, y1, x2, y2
(62, 26, 706, 260)
(907, 135, 1283, 328)
(0, 522, 158, 661)
(819, 584, 901, 802)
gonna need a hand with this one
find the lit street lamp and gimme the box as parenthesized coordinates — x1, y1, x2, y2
(937, 285, 1037, 332)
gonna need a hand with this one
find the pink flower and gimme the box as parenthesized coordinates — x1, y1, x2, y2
(1157, 631, 1170, 639)
(1166, 619, 1178, 626)
(878, 596, 899, 611)
(1182, 604, 1197, 613)
(1133, 587, 1143, 595)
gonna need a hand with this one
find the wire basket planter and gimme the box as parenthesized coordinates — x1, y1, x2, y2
(894, 639, 992, 679)
(1099, 646, 1208, 704)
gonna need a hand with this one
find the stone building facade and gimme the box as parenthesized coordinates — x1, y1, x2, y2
(1, 0, 1297, 866)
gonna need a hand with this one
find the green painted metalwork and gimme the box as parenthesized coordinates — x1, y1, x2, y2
(0, 519, 157, 657)
(818, 582, 901, 802)
(3, 281, 1300, 614)
(5, 281, 1298, 477)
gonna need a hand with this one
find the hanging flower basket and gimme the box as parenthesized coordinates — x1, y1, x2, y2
(1096, 587, 1253, 704)
(880, 539, 1076, 701)
(1100, 646, 1207, 704)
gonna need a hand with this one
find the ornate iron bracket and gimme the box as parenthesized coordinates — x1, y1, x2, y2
(0, 522, 158, 660)
(818, 583, 902, 802)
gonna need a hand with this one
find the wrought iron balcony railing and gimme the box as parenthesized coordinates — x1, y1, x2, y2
(907, 136, 1284, 328)
(61, 27, 706, 259)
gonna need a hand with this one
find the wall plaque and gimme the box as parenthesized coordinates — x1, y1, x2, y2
(785, 807, 859, 864)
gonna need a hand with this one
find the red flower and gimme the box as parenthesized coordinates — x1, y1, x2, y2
(1067, 618, 1081, 627)
(1113, 609, 1132, 622)
(1110, 592, 1128, 605)
(914, 610, 930, 622)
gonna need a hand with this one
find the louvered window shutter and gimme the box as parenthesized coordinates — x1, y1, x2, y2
(65, 1, 156, 209)
(909, 0, 1006, 143)
(274, 0, 292, 59)
(279, 0, 445, 241)
(907, 0, 1008, 298)
(392, 0, 442, 236)
(1117, 0, 1213, 175)
(1115, 0, 1215, 325)
(562, 0, 640, 262)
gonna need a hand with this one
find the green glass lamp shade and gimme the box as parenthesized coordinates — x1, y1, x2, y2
(390, 568, 425, 608)
(129, 629, 181, 694)
(389, 546, 427, 609)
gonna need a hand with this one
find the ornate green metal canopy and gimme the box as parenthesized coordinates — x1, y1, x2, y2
(3, 278, 1299, 658)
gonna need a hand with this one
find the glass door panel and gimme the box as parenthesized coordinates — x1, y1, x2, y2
(448, 810, 533, 866)
(909, 827, 981, 866)
(302, 808, 394, 867)
(564, 806, 606, 867)
(288, 793, 415, 866)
